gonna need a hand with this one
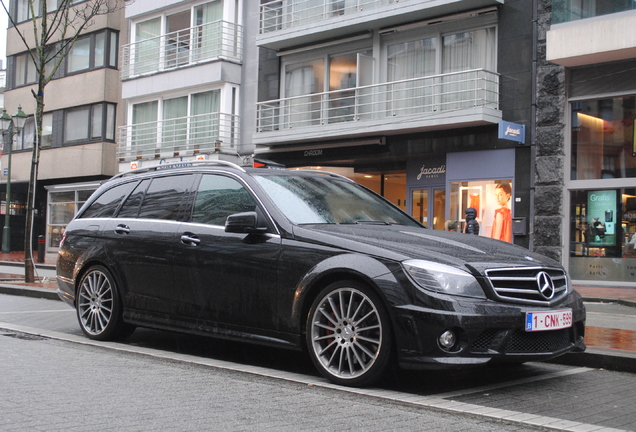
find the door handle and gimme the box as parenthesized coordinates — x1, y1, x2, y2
(115, 224, 130, 235)
(181, 233, 201, 246)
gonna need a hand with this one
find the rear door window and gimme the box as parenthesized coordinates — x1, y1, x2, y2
(138, 175, 195, 220)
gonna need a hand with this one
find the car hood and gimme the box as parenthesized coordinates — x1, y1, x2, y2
(292, 224, 561, 272)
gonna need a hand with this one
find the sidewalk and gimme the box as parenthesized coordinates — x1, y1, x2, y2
(1, 251, 635, 373)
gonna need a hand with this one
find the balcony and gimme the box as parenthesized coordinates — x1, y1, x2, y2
(547, 9, 636, 67)
(255, 69, 500, 146)
(258, 0, 502, 50)
(121, 21, 243, 80)
(117, 112, 240, 162)
(552, 0, 636, 24)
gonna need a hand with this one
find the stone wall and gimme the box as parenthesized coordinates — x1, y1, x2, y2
(534, 0, 567, 262)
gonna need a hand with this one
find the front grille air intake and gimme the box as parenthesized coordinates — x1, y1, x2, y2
(484, 267, 569, 305)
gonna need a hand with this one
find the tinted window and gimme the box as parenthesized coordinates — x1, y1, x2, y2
(192, 175, 257, 226)
(80, 181, 137, 219)
(117, 179, 150, 218)
(138, 175, 194, 220)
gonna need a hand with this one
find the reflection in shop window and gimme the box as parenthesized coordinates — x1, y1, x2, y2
(571, 96, 636, 180)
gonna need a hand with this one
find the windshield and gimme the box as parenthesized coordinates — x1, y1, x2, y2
(255, 174, 421, 227)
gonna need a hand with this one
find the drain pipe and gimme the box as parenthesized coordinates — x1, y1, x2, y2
(529, 0, 539, 252)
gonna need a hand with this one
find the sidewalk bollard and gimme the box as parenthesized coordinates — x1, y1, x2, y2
(37, 235, 45, 263)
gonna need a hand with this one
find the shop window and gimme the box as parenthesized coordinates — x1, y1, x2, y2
(569, 188, 636, 283)
(571, 96, 636, 180)
(450, 179, 513, 242)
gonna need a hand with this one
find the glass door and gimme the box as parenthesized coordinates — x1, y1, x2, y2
(410, 187, 446, 230)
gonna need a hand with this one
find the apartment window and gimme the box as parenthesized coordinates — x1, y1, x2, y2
(67, 30, 118, 74)
(12, 113, 52, 150)
(64, 103, 116, 144)
(14, 53, 37, 87)
(129, 90, 221, 152)
(14, 0, 74, 23)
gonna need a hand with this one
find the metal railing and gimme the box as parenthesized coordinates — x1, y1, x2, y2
(117, 112, 240, 161)
(121, 20, 243, 80)
(260, 0, 404, 33)
(256, 69, 499, 132)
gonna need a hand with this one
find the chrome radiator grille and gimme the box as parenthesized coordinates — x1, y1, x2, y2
(484, 267, 569, 305)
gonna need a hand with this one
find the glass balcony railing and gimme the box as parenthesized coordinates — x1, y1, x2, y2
(117, 112, 240, 161)
(552, 0, 636, 24)
(256, 69, 499, 133)
(121, 20, 243, 80)
(260, 0, 404, 33)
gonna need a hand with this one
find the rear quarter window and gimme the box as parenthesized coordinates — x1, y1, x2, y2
(79, 181, 138, 219)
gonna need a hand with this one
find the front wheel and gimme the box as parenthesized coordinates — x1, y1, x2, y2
(306, 281, 392, 387)
(76, 266, 134, 341)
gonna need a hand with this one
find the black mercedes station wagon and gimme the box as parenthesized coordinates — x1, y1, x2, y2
(57, 161, 585, 387)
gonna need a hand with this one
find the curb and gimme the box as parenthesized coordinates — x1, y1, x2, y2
(0, 283, 60, 301)
(547, 348, 636, 374)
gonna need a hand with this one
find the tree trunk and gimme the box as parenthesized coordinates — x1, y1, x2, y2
(23, 90, 44, 283)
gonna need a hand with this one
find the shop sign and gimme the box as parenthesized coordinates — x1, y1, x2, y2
(407, 156, 446, 185)
(498, 121, 525, 144)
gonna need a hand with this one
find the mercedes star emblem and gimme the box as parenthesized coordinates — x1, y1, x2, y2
(536, 271, 555, 299)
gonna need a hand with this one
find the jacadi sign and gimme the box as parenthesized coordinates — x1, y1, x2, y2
(498, 121, 526, 144)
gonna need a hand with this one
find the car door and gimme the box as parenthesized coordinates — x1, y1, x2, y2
(102, 174, 195, 315)
(172, 173, 281, 330)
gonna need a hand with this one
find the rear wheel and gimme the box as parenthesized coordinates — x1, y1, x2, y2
(306, 281, 392, 387)
(76, 266, 134, 341)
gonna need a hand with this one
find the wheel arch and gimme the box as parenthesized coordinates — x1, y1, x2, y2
(291, 254, 403, 341)
(73, 258, 125, 308)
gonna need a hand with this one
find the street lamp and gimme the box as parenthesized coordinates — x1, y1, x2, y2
(1, 106, 28, 254)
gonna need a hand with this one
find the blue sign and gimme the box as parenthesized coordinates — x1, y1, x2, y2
(3, 168, 7, 176)
(498, 121, 526, 144)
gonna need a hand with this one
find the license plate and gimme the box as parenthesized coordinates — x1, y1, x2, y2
(525, 309, 572, 332)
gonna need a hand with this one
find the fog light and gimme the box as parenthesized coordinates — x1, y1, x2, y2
(438, 330, 456, 350)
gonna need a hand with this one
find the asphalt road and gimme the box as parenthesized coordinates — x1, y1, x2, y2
(1, 294, 635, 432)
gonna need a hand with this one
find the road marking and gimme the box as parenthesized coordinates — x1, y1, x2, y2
(0, 321, 628, 432)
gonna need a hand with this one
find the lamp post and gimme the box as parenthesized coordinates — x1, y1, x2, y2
(1, 106, 28, 254)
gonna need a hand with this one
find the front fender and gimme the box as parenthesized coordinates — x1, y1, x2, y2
(290, 253, 404, 326)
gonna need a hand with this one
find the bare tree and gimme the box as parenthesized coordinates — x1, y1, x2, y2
(1, 0, 127, 282)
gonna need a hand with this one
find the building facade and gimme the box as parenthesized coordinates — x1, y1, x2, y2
(540, 0, 636, 287)
(117, 0, 248, 172)
(2, 1, 126, 254)
(253, 0, 535, 247)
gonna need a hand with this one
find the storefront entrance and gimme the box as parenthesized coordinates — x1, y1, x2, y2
(410, 187, 446, 230)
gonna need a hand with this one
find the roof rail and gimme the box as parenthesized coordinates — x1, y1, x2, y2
(112, 160, 246, 179)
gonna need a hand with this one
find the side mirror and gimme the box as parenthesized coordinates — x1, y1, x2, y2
(225, 211, 268, 234)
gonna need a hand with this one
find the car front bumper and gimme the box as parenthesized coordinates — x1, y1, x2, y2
(391, 292, 586, 370)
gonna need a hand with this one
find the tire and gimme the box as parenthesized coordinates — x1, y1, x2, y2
(76, 265, 134, 341)
(306, 281, 393, 387)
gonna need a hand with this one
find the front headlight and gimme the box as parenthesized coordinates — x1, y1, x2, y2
(402, 260, 486, 299)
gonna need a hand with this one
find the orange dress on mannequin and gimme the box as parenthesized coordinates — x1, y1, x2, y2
(491, 206, 512, 242)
